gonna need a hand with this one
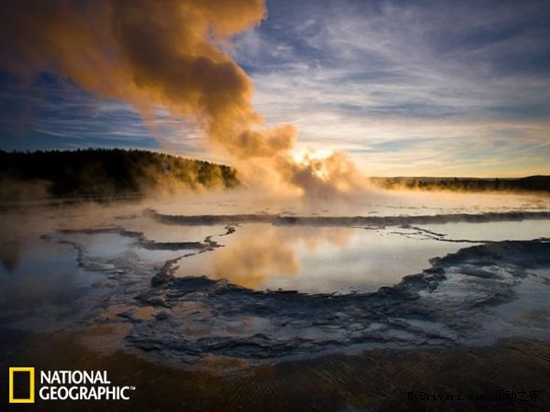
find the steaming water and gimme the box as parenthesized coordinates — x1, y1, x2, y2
(0, 190, 549, 370)
(171, 220, 549, 293)
(1, 191, 549, 302)
(153, 189, 549, 216)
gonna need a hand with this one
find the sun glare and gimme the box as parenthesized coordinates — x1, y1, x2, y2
(291, 148, 335, 181)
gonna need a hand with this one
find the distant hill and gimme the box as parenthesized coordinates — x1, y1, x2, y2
(0, 149, 239, 203)
(370, 176, 550, 193)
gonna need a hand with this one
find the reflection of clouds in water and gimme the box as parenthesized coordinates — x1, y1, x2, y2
(300, 227, 350, 252)
(210, 226, 352, 289)
(0, 239, 83, 314)
(0, 211, 37, 273)
(1, 240, 20, 272)
(211, 226, 299, 290)
(3, 197, 549, 296)
(0, 201, 156, 274)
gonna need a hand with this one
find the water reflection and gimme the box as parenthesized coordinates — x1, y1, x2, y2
(211, 229, 300, 289)
(206, 226, 352, 290)
(174, 224, 468, 293)
(1, 240, 20, 272)
(0, 239, 82, 312)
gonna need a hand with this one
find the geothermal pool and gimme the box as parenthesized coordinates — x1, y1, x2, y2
(167, 220, 549, 294)
(0, 191, 549, 371)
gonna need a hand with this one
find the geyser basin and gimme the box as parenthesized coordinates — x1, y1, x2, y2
(132, 238, 550, 366)
(172, 222, 545, 294)
(152, 189, 550, 217)
(1, 194, 549, 371)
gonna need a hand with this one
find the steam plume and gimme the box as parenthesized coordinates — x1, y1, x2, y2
(0, 0, 368, 198)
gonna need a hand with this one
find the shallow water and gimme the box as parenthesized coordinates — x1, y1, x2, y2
(172, 221, 549, 293)
(5, 212, 545, 296)
(0, 192, 549, 373)
(0, 239, 81, 311)
(1, 200, 549, 303)
(152, 189, 550, 216)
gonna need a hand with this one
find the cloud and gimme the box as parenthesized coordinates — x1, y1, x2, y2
(0, 0, 372, 198)
(0, 0, 548, 178)
(230, 0, 550, 176)
(0, 0, 267, 149)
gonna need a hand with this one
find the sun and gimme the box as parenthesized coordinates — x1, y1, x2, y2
(291, 148, 335, 181)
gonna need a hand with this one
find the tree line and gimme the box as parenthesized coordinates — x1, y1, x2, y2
(370, 176, 550, 193)
(0, 148, 240, 201)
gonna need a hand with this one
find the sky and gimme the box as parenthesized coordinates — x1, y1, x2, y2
(0, 0, 549, 178)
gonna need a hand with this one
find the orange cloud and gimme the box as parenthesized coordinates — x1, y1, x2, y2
(0, 0, 370, 199)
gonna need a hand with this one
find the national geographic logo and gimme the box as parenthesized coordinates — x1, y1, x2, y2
(8, 367, 135, 403)
(9, 367, 35, 403)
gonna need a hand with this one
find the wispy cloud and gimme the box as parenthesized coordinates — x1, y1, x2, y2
(232, 0, 550, 176)
(0, 72, 221, 159)
(0, 0, 548, 177)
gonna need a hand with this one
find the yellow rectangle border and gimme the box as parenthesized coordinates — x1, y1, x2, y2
(9, 367, 35, 403)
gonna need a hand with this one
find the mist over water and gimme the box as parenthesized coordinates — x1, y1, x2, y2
(0, 1, 549, 409)
(151, 187, 549, 217)
(1, 189, 548, 297)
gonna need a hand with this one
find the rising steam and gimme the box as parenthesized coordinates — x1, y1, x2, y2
(0, 0, 368, 199)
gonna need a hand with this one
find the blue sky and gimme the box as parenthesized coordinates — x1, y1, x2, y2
(1, 0, 549, 177)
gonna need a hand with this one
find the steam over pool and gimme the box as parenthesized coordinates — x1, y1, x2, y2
(1, 190, 549, 370)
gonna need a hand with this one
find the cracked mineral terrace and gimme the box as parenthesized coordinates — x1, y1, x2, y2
(1, 200, 549, 372)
